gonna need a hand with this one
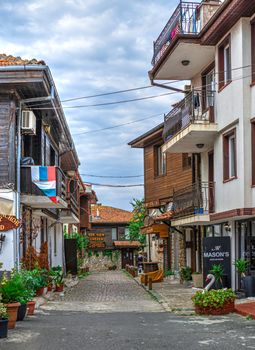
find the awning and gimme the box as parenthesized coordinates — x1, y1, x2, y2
(113, 241, 141, 248)
(140, 224, 169, 238)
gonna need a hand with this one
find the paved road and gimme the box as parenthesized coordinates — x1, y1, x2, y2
(1, 271, 255, 350)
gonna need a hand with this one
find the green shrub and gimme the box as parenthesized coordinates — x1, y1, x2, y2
(192, 289, 236, 309)
(165, 269, 175, 277)
(234, 259, 249, 277)
(210, 264, 224, 282)
(0, 273, 27, 304)
(180, 267, 192, 281)
(0, 302, 8, 319)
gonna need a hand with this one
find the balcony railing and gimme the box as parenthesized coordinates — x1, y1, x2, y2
(66, 191, 79, 219)
(21, 165, 66, 201)
(163, 89, 214, 142)
(173, 182, 215, 218)
(152, 1, 200, 66)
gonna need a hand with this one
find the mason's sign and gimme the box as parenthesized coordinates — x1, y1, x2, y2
(0, 215, 21, 232)
(88, 233, 106, 249)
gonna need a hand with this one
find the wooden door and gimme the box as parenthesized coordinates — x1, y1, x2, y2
(208, 151, 215, 213)
(121, 249, 134, 268)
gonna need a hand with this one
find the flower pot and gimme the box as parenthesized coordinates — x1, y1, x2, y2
(47, 285, 53, 292)
(36, 287, 45, 297)
(0, 319, 8, 338)
(55, 284, 64, 292)
(27, 301, 36, 316)
(192, 273, 203, 288)
(195, 301, 235, 315)
(17, 304, 27, 321)
(6, 302, 20, 329)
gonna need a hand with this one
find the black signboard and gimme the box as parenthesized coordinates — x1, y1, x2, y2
(203, 237, 231, 288)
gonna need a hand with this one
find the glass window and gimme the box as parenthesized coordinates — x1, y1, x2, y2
(205, 69, 215, 108)
(124, 227, 130, 239)
(224, 44, 231, 83)
(206, 226, 213, 237)
(229, 135, 236, 178)
(156, 146, 166, 176)
(111, 228, 117, 240)
(223, 129, 236, 181)
(214, 225, 221, 237)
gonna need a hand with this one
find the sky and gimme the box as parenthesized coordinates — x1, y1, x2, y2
(0, 0, 185, 211)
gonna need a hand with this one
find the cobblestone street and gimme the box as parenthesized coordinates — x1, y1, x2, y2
(1, 271, 255, 350)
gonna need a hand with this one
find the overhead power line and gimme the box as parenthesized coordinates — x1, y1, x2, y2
(80, 174, 143, 178)
(89, 183, 144, 187)
(72, 111, 165, 136)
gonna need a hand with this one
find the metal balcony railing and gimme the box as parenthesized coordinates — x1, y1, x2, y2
(163, 89, 214, 142)
(21, 165, 66, 201)
(173, 181, 215, 218)
(152, 1, 200, 66)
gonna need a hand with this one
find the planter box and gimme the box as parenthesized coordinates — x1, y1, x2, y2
(17, 304, 27, 321)
(6, 302, 20, 329)
(36, 287, 44, 297)
(195, 301, 235, 315)
(0, 319, 8, 338)
(55, 284, 64, 292)
(27, 301, 36, 316)
(192, 274, 203, 288)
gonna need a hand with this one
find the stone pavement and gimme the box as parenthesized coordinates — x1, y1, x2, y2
(42, 270, 164, 313)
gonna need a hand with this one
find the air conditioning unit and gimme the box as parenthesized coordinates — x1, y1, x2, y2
(21, 110, 36, 135)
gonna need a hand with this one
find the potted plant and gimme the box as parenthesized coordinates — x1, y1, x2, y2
(19, 269, 37, 316)
(180, 266, 192, 285)
(52, 266, 64, 292)
(210, 264, 224, 289)
(0, 302, 8, 338)
(192, 272, 203, 288)
(192, 288, 236, 315)
(165, 269, 175, 280)
(234, 259, 255, 297)
(30, 268, 47, 296)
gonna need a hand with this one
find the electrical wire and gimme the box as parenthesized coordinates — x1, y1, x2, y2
(72, 112, 165, 136)
(80, 174, 143, 178)
(88, 183, 144, 187)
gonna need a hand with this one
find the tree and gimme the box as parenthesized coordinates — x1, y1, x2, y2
(128, 198, 146, 245)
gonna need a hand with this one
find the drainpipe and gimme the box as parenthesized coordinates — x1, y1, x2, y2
(16, 95, 52, 270)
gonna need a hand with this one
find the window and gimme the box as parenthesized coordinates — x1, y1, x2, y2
(218, 35, 231, 90)
(111, 228, 117, 240)
(251, 20, 255, 83)
(124, 227, 130, 239)
(223, 128, 237, 181)
(155, 145, 166, 176)
(182, 153, 192, 170)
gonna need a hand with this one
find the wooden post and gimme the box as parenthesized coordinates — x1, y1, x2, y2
(144, 274, 148, 286)
(148, 277, 152, 290)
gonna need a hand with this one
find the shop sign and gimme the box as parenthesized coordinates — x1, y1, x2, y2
(88, 233, 106, 249)
(203, 237, 231, 288)
(0, 215, 21, 232)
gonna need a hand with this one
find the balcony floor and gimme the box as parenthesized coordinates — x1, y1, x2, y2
(171, 214, 210, 227)
(21, 194, 68, 209)
(162, 122, 218, 153)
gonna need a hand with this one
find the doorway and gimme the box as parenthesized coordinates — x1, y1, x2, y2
(121, 249, 134, 268)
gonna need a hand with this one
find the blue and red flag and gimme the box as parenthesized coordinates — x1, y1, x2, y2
(31, 166, 57, 203)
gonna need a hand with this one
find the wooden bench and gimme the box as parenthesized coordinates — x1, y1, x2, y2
(140, 269, 164, 284)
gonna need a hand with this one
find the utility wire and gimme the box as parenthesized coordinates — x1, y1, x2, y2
(88, 183, 144, 187)
(72, 112, 165, 135)
(80, 174, 143, 178)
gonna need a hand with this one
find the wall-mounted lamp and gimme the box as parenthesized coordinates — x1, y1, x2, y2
(196, 143, 204, 149)
(224, 222, 231, 232)
(0, 234, 6, 253)
(181, 60, 190, 66)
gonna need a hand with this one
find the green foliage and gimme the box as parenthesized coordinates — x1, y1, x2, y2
(180, 266, 192, 281)
(29, 268, 48, 290)
(0, 302, 8, 319)
(246, 314, 254, 321)
(128, 198, 146, 245)
(51, 266, 64, 286)
(234, 259, 249, 277)
(210, 264, 224, 282)
(103, 250, 113, 259)
(0, 273, 28, 304)
(192, 289, 236, 310)
(164, 269, 175, 277)
(64, 232, 89, 251)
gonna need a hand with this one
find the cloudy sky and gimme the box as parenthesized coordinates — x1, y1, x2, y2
(1, 0, 185, 210)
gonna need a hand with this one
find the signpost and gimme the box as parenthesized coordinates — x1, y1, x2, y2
(203, 236, 231, 288)
(0, 215, 21, 232)
(88, 233, 106, 249)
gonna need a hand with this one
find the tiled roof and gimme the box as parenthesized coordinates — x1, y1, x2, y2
(154, 211, 173, 221)
(91, 205, 132, 224)
(114, 241, 141, 248)
(0, 54, 46, 66)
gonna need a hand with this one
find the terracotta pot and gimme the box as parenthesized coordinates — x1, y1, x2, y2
(6, 302, 20, 329)
(195, 301, 235, 315)
(17, 304, 27, 321)
(47, 285, 53, 292)
(36, 287, 45, 297)
(0, 319, 8, 338)
(27, 301, 36, 316)
(55, 284, 64, 292)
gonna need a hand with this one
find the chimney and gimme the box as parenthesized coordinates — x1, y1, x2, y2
(198, 1, 221, 30)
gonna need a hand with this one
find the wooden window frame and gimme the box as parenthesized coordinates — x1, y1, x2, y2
(201, 62, 215, 113)
(251, 119, 255, 186)
(223, 128, 237, 182)
(154, 145, 167, 177)
(218, 34, 232, 92)
(182, 153, 192, 170)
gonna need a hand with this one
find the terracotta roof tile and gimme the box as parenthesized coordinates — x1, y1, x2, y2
(114, 241, 141, 248)
(154, 211, 173, 221)
(91, 205, 132, 224)
(0, 54, 46, 66)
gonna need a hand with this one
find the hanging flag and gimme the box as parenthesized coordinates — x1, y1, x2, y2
(31, 166, 57, 203)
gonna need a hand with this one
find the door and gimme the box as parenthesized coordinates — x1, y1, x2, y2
(121, 249, 134, 268)
(208, 151, 214, 213)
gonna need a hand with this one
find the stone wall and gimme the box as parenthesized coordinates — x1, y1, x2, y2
(170, 230, 186, 273)
(81, 250, 122, 271)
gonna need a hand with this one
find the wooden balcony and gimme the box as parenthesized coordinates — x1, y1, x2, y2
(171, 182, 214, 226)
(60, 191, 79, 224)
(20, 166, 68, 209)
(162, 90, 217, 154)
